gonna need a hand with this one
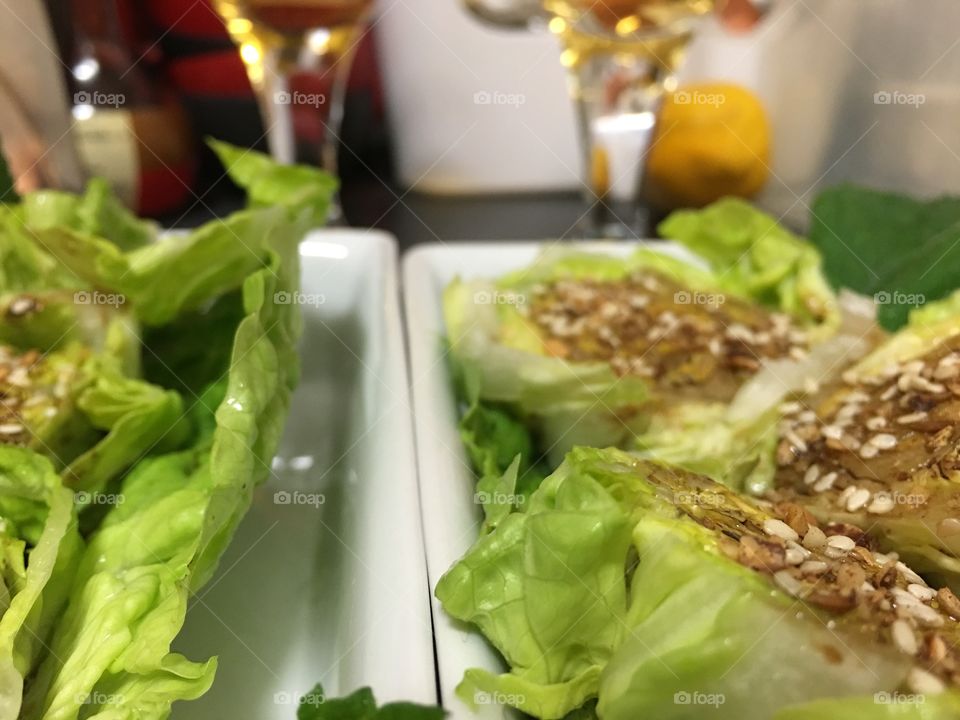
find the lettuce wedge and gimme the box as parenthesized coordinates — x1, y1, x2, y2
(438, 447, 960, 719)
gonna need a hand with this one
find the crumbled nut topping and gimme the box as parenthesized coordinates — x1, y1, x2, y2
(631, 458, 960, 693)
(773, 336, 960, 520)
(0, 344, 67, 446)
(526, 271, 809, 401)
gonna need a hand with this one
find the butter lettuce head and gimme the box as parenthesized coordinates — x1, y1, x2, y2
(0, 141, 333, 717)
(658, 197, 839, 334)
(444, 205, 839, 470)
(438, 447, 927, 719)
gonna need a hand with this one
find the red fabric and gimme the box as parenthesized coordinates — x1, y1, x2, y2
(137, 160, 196, 216)
(144, 0, 229, 39)
(168, 50, 254, 98)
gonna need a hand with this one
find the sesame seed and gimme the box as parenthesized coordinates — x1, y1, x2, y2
(859, 444, 879, 459)
(892, 587, 921, 607)
(785, 547, 806, 565)
(891, 619, 918, 655)
(799, 560, 828, 574)
(908, 603, 945, 628)
(903, 360, 926, 374)
(880, 385, 899, 401)
(826, 535, 856, 552)
(866, 416, 887, 430)
(797, 410, 816, 424)
(801, 526, 827, 550)
(763, 518, 799, 542)
(803, 465, 821, 486)
(842, 370, 859, 385)
(822, 425, 844, 440)
(867, 494, 896, 515)
(784, 430, 808, 453)
(0, 423, 23, 435)
(908, 584, 937, 601)
(773, 570, 804, 597)
(911, 376, 946, 394)
(837, 404, 861, 421)
(869, 433, 898, 450)
(780, 401, 803, 416)
(896, 562, 926, 586)
(934, 363, 960, 381)
(908, 667, 945, 696)
(814, 472, 838, 493)
(803, 378, 820, 394)
(898, 411, 928, 424)
(846, 487, 871, 512)
(838, 486, 857, 504)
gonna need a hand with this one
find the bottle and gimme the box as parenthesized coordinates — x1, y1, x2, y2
(47, 0, 197, 216)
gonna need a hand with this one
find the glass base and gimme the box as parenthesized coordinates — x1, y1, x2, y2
(578, 196, 652, 240)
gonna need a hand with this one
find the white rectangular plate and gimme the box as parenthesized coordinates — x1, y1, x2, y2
(173, 229, 436, 718)
(403, 240, 693, 719)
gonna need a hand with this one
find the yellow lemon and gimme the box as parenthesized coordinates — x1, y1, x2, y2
(646, 82, 770, 208)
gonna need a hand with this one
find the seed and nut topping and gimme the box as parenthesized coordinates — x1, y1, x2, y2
(527, 272, 809, 402)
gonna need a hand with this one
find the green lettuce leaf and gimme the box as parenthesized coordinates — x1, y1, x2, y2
(20, 209, 303, 720)
(658, 197, 839, 334)
(0, 447, 81, 720)
(451, 356, 547, 529)
(22, 179, 155, 252)
(295, 684, 444, 720)
(773, 692, 960, 720)
(209, 139, 337, 227)
(65, 372, 189, 495)
(809, 185, 960, 330)
(441, 447, 926, 719)
(436, 458, 636, 718)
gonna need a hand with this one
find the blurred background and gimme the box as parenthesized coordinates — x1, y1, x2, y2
(2, 0, 960, 245)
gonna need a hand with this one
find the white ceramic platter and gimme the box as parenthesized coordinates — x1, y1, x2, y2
(402, 240, 694, 719)
(172, 229, 436, 718)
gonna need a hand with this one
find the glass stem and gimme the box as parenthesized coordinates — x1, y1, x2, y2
(570, 62, 671, 239)
(252, 50, 295, 164)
